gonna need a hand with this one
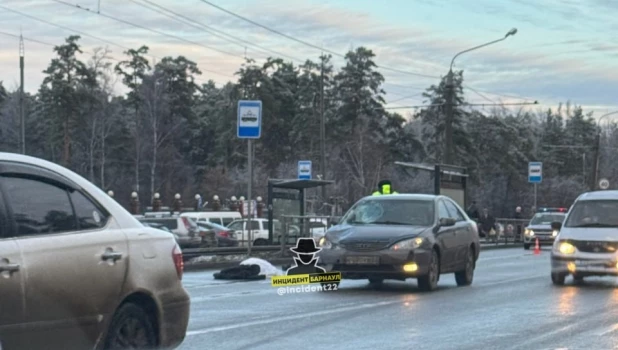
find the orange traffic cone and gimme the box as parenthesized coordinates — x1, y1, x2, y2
(534, 237, 540, 255)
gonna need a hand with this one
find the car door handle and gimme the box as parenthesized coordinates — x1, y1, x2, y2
(101, 250, 123, 261)
(0, 263, 20, 272)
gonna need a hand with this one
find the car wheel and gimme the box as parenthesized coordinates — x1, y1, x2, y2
(368, 278, 383, 285)
(551, 272, 566, 286)
(253, 238, 268, 246)
(102, 302, 157, 350)
(418, 249, 439, 292)
(523, 243, 530, 250)
(455, 247, 475, 286)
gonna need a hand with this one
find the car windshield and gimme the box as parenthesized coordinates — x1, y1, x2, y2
(530, 213, 565, 225)
(564, 200, 618, 228)
(340, 199, 434, 226)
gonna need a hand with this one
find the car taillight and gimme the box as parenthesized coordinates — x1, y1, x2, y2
(220, 231, 230, 238)
(181, 217, 192, 230)
(172, 244, 183, 280)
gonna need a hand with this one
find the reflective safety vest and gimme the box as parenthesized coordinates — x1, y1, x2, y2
(372, 184, 398, 195)
(372, 190, 399, 196)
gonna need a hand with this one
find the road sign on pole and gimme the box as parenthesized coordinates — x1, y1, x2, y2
(237, 100, 262, 139)
(298, 161, 312, 180)
(528, 162, 542, 183)
(599, 178, 610, 190)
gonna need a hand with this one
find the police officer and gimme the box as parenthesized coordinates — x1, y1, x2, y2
(372, 180, 399, 196)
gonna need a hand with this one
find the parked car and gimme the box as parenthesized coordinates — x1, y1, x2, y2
(180, 211, 242, 227)
(317, 194, 480, 291)
(0, 152, 189, 349)
(196, 221, 239, 247)
(142, 221, 179, 239)
(523, 207, 567, 249)
(138, 214, 202, 248)
(550, 191, 618, 285)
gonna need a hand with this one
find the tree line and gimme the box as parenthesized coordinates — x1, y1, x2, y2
(0, 35, 615, 217)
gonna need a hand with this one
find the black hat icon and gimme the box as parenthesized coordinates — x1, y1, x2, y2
(290, 238, 321, 254)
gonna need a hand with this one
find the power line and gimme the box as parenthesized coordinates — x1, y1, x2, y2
(0, 30, 228, 85)
(0, 30, 55, 47)
(0, 5, 132, 52)
(51, 0, 245, 59)
(129, 0, 304, 63)
(2, 2, 235, 79)
(463, 84, 535, 102)
(383, 101, 539, 110)
(197, 0, 441, 79)
(386, 92, 425, 104)
(465, 85, 495, 104)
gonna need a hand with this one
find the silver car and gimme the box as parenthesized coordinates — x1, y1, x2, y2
(550, 191, 618, 285)
(0, 153, 190, 349)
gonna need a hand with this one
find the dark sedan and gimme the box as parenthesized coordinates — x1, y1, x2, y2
(197, 221, 239, 247)
(317, 194, 480, 291)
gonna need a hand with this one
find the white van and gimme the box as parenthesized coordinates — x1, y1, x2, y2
(181, 211, 242, 226)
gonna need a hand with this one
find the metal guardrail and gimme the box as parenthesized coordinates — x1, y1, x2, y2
(182, 245, 294, 258)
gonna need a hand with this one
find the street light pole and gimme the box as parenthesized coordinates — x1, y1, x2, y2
(444, 28, 517, 164)
(594, 110, 618, 188)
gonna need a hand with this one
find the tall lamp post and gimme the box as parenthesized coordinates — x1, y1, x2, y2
(594, 111, 618, 188)
(444, 28, 518, 164)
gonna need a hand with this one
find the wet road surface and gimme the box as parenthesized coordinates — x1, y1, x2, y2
(178, 247, 618, 350)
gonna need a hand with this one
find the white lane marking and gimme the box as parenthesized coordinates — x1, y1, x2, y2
(482, 274, 546, 287)
(186, 300, 400, 336)
(599, 323, 618, 336)
(478, 254, 528, 262)
(512, 324, 575, 349)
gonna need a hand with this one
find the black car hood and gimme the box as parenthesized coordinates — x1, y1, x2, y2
(325, 224, 430, 244)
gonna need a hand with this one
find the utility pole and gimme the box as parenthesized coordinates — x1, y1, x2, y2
(443, 70, 455, 164)
(593, 131, 601, 189)
(319, 54, 326, 205)
(19, 33, 25, 155)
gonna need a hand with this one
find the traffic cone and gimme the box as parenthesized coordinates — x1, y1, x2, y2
(534, 237, 541, 255)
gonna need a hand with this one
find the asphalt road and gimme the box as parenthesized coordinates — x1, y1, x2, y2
(178, 247, 618, 350)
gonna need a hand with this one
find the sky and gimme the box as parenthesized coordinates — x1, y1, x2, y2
(1, 0, 617, 119)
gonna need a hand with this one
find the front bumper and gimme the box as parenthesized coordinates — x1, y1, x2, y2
(551, 252, 618, 276)
(524, 234, 556, 245)
(317, 247, 432, 280)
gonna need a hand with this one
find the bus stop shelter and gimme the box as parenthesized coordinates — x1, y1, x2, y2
(267, 178, 334, 243)
(395, 162, 469, 209)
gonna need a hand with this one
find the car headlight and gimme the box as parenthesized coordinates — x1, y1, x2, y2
(390, 237, 424, 251)
(525, 228, 534, 236)
(552, 230, 558, 237)
(555, 241, 576, 255)
(319, 236, 335, 249)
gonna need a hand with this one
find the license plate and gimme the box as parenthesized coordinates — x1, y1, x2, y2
(345, 256, 379, 265)
(575, 260, 608, 267)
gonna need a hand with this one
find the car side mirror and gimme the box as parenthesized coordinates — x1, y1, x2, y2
(551, 221, 562, 230)
(439, 217, 456, 227)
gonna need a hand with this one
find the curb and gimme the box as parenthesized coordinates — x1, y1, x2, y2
(184, 244, 522, 271)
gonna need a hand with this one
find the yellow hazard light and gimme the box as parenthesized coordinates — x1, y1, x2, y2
(567, 262, 576, 273)
(403, 263, 418, 272)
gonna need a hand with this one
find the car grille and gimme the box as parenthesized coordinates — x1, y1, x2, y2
(570, 240, 618, 253)
(534, 230, 552, 237)
(340, 240, 391, 252)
